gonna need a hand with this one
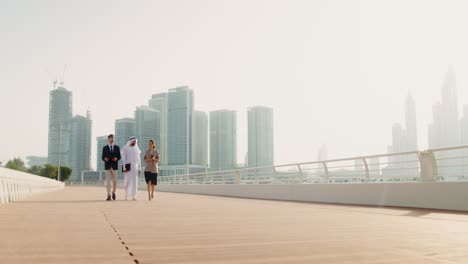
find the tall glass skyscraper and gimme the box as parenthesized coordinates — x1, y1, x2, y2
(428, 66, 462, 177)
(404, 94, 418, 151)
(192, 111, 208, 167)
(47, 85, 72, 167)
(135, 105, 160, 160)
(210, 110, 237, 171)
(69, 111, 92, 181)
(115, 118, 136, 150)
(248, 106, 274, 167)
(167, 86, 194, 165)
(429, 66, 460, 148)
(148, 93, 167, 165)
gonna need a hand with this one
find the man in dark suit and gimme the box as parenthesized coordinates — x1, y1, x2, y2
(102, 134, 121, 201)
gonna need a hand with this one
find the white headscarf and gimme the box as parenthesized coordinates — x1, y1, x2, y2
(123, 136, 141, 156)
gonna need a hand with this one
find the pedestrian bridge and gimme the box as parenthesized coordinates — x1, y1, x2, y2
(3, 145, 468, 263)
(3, 186, 468, 263)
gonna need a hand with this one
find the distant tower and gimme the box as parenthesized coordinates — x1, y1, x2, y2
(404, 93, 418, 151)
(429, 66, 460, 148)
(440, 66, 460, 147)
(192, 111, 208, 167)
(149, 93, 168, 165)
(248, 106, 274, 167)
(47, 83, 73, 167)
(115, 118, 136, 151)
(461, 105, 468, 145)
(167, 86, 194, 165)
(391, 123, 403, 153)
(433, 66, 461, 177)
(70, 113, 92, 181)
(135, 106, 160, 161)
(210, 110, 237, 171)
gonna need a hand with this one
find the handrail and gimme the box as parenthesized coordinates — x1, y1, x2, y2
(0, 167, 64, 205)
(80, 144, 468, 185)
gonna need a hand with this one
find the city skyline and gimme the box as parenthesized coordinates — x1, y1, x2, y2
(6, 1, 468, 166)
(10, 68, 468, 173)
(9, 71, 468, 172)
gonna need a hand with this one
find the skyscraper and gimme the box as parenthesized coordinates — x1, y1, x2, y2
(460, 105, 468, 145)
(428, 67, 461, 177)
(167, 86, 194, 165)
(391, 123, 403, 154)
(384, 93, 420, 178)
(192, 111, 208, 167)
(47, 84, 72, 167)
(210, 110, 237, 171)
(388, 94, 418, 154)
(96, 135, 108, 172)
(149, 93, 168, 165)
(135, 105, 160, 160)
(404, 94, 418, 151)
(429, 66, 460, 148)
(460, 105, 468, 176)
(428, 102, 443, 149)
(115, 118, 136, 151)
(69, 111, 92, 181)
(248, 106, 274, 167)
(441, 66, 460, 147)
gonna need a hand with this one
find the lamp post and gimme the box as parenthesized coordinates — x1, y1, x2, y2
(57, 123, 61, 181)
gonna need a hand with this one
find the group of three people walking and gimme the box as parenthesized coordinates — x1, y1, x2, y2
(102, 134, 159, 201)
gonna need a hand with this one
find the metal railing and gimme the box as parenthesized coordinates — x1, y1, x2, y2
(79, 145, 468, 186)
(158, 145, 468, 185)
(0, 167, 64, 205)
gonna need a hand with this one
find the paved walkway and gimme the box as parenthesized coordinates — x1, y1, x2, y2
(1, 187, 468, 263)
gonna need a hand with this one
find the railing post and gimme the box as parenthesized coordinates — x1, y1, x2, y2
(322, 162, 329, 183)
(297, 164, 304, 183)
(235, 170, 241, 184)
(272, 167, 278, 184)
(362, 158, 370, 183)
(418, 151, 437, 182)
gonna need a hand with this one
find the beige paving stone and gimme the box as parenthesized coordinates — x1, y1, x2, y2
(1, 186, 468, 263)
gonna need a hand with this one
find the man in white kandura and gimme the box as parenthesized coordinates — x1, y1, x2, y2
(121, 136, 141, 201)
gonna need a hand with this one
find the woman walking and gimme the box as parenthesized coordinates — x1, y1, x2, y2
(143, 139, 159, 200)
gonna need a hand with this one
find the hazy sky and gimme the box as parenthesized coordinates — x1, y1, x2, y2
(3, 0, 468, 167)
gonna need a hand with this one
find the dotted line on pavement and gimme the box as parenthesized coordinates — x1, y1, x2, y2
(100, 210, 141, 264)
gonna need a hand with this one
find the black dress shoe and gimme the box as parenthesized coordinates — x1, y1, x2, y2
(112, 193, 116, 200)
(106, 195, 111, 201)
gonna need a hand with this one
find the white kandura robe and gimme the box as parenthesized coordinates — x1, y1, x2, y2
(121, 143, 141, 199)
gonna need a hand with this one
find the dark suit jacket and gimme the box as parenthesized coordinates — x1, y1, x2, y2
(102, 145, 121, 170)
